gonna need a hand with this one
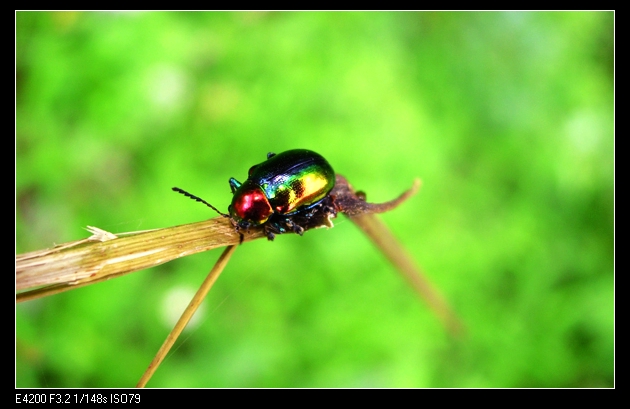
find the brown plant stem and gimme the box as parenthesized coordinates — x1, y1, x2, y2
(136, 244, 237, 388)
(16, 218, 260, 301)
(349, 213, 465, 337)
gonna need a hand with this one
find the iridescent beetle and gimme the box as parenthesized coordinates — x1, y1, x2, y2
(173, 149, 336, 240)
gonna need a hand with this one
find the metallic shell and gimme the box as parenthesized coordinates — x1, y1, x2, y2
(245, 149, 335, 215)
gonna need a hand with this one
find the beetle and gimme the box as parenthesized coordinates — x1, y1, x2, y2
(173, 149, 337, 241)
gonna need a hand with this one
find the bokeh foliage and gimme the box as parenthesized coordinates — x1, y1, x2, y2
(16, 11, 613, 387)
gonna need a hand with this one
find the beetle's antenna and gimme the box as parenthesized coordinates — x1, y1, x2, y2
(172, 187, 230, 218)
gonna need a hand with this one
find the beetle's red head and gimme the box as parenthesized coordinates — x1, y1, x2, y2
(229, 181, 273, 226)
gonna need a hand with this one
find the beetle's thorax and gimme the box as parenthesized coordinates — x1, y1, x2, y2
(228, 180, 273, 225)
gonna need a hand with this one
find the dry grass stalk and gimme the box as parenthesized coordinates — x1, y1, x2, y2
(349, 213, 464, 336)
(136, 244, 237, 388)
(16, 218, 262, 302)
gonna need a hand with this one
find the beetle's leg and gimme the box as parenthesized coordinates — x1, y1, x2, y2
(229, 177, 242, 194)
(292, 224, 305, 236)
(284, 218, 305, 236)
(263, 224, 277, 241)
(267, 152, 276, 159)
(264, 218, 290, 241)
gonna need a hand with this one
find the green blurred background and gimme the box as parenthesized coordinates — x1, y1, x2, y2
(16, 12, 613, 388)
